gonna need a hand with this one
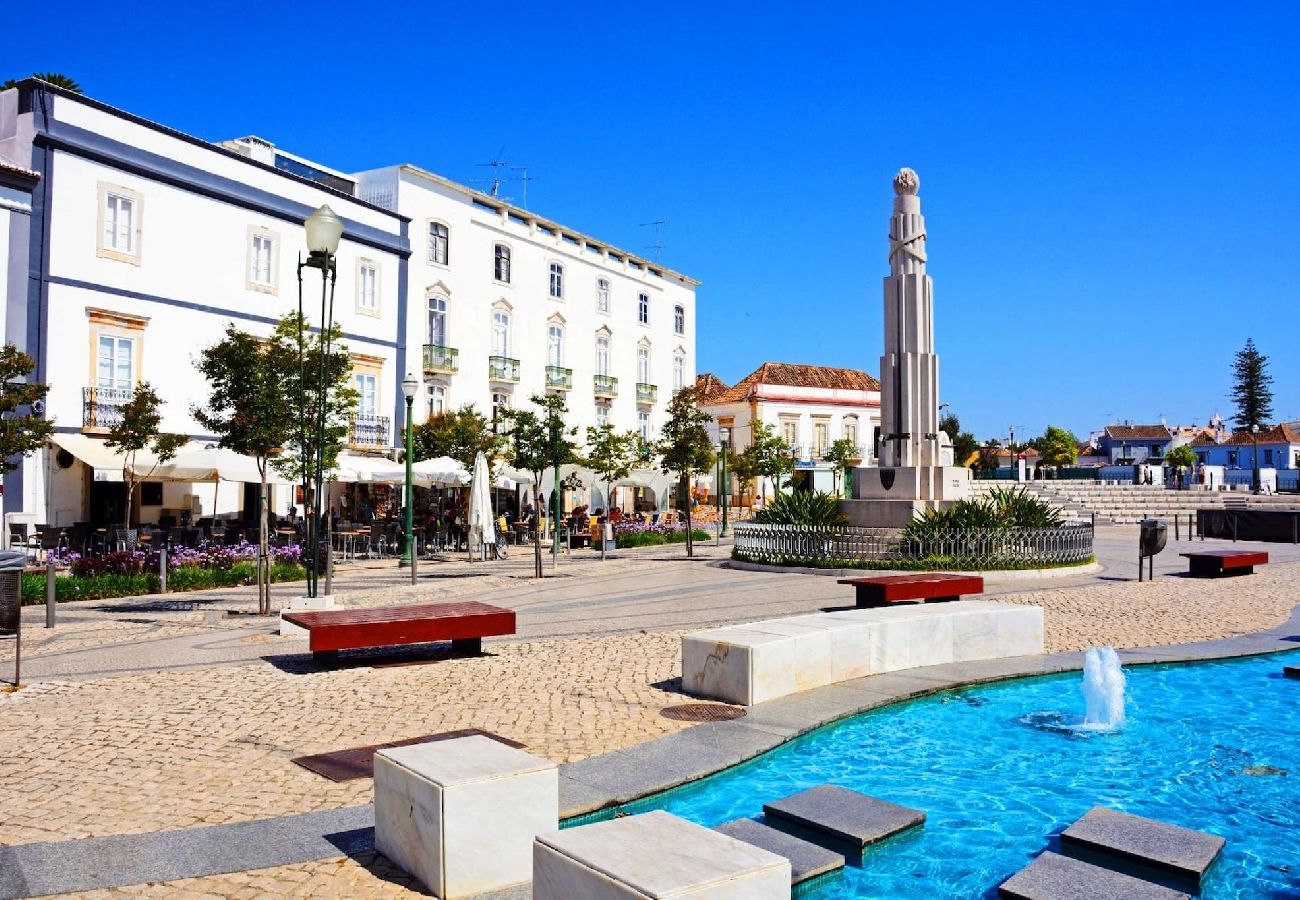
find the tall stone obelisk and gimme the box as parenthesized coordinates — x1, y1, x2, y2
(842, 167, 970, 528)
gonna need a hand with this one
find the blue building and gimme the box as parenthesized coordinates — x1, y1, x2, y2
(1192, 424, 1300, 470)
(1098, 424, 1177, 464)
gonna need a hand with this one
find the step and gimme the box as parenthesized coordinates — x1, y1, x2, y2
(714, 818, 845, 885)
(762, 785, 924, 851)
(998, 851, 1189, 900)
(1060, 807, 1224, 889)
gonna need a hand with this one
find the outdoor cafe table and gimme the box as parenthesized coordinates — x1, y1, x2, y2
(333, 529, 363, 561)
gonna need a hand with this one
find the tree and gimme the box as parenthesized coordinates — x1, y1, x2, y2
(822, 438, 859, 498)
(744, 421, 794, 502)
(1, 73, 82, 93)
(1165, 444, 1197, 475)
(104, 382, 187, 527)
(1231, 338, 1273, 431)
(410, 405, 503, 477)
(193, 325, 298, 615)
(583, 425, 638, 561)
(974, 439, 1002, 473)
(1037, 425, 1080, 469)
(501, 394, 577, 577)
(940, 411, 979, 467)
(0, 345, 53, 475)
(728, 450, 758, 509)
(655, 387, 715, 557)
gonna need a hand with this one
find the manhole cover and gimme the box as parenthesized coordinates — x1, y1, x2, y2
(660, 703, 746, 722)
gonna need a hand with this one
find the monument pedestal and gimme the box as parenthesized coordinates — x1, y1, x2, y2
(839, 465, 972, 528)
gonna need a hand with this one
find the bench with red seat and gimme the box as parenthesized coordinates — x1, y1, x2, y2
(1179, 549, 1269, 578)
(836, 572, 985, 607)
(281, 600, 515, 665)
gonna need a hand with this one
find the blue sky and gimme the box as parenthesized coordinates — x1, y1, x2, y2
(8, 1, 1299, 440)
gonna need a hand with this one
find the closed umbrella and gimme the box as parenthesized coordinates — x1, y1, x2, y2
(467, 451, 496, 560)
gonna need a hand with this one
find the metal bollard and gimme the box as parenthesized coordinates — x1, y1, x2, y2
(159, 546, 168, 593)
(410, 545, 418, 584)
(1174, 516, 1180, 541)
(45, 558, 56, 628)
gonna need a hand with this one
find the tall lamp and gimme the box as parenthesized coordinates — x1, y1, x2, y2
(1251, 424, 1260, 494)
(297, 205, 343, 599)
(401, 373, 419, 571)
(719, 427, 731, 537)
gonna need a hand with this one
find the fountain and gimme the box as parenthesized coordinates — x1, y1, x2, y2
(1081, 646, 1126, 730)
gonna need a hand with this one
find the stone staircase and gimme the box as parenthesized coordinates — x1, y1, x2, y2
(979, 480, 1299, 525)
(968, 480, 1091, 524)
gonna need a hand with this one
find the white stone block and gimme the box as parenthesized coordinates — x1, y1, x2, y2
(995, 606, 1045, 657)
(278, 593, 336, 638)
(373, 735, 557, 898)
(950, 608, 1001, 662)
(681, 627, 798, 706)
(533, 810, 789, 899)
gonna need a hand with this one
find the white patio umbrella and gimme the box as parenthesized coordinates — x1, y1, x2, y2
(370, 456, 469, 487)
(467, 451, 496, 560)
(144, 443, 293, 521)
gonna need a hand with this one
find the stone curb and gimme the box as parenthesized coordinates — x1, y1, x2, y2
(724, 558, 1104, 581)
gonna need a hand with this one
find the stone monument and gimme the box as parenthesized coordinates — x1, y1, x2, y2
(842, 167, 971, 528)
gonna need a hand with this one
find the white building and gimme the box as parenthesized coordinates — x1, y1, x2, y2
(698, 363, 882, 499)
(0, 158, 40, 349)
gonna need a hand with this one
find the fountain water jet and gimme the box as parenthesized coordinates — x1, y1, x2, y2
(1081, 646, 1126, 729)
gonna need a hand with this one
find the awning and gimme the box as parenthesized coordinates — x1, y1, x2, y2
(49, 433, 158, 483)
(146, 443, 294, 485)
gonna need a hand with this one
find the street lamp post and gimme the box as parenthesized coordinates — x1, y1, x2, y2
(1251, 424, 1260, 494)
(296, 205, 343, 600)
(400, 373, 418, 575)
(719, 427, 730, 538)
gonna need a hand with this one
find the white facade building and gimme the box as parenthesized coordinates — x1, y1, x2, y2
(698, 363, 882, 499)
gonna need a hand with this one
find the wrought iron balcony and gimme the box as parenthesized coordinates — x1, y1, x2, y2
(349, 414, 391, 447)
(488, 355, 520, 383)
(82, 386, 133, 429)
(545, 365, 573, 391)
(635, 383, 657, 404)
(423, 344, 458, 375)
(593, 374, 618, 398)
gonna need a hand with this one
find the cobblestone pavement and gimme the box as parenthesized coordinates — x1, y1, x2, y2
(3, 536, 1298, 898)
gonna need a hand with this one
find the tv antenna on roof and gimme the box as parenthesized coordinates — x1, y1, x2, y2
(476, 148, 510, 197)
(640, 220, 666, 260)
(511, 166, 537, 209)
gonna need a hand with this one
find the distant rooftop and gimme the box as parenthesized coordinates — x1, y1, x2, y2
(703, 362, 881, 404)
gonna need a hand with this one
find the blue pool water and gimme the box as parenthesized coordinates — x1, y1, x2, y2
(630, 652, 1300, 898)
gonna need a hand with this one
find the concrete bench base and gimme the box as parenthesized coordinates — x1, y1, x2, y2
(534, 810, 789, 899)
(999, 851, 1189, 900)
(682, 601, 1044, 705)
(374, 735, 557, 898)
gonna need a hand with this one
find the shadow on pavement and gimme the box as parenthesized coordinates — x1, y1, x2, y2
(263, 642, 500, 675)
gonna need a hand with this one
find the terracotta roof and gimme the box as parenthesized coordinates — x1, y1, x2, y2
(1189, 433, 1221, 447)
(694, 373, 728, 402)
(1225, 424, 1300, 445)
(710, 362, 881, 403)
(1104, 424, 1174, 441)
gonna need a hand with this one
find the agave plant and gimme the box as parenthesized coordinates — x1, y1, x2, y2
(985, 486, 1065, 528)
(753, 490, 847, 526)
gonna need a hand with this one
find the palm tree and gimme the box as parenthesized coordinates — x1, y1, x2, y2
(1, 73, 82, 93)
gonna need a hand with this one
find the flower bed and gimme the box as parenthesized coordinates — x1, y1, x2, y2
(613, 520, 711, 549)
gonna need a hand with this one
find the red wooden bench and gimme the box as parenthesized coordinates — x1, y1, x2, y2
(281, 600, 516, 665)
(1179, 550, 1269, 578)
(837, 573, 984, 607)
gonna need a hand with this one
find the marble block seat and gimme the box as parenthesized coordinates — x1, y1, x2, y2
(1060, 807, 1225, 890)
(999, 851, 1189, 900)
(714, 818, 845, 886)
(373, 734, 557, 899)
(682, 601, 1043, 705)
(762, 785, 924, 852)
(534, 810, 789, 899)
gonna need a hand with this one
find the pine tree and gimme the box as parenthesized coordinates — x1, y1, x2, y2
(1231, 338, 1273, 431)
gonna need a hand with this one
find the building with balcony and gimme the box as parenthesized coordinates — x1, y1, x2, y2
(698, 363, 882, 500)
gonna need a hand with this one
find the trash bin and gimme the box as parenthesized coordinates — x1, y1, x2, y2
(1139, 519, 1167, 557)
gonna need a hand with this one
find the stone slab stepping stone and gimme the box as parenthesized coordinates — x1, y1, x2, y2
(715, 818, 845, 885)
(762, 784, 924, 849)
(1060, 807, 1224, 888)
(1284, 665, 1299, 679)
(999, 851, 1190, 900)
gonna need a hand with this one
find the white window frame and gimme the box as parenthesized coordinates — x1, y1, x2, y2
(245, 226, 279, 293)
(672, 354, 685, 392)
(96, 334, 135, 390)
(491, 391, 511, 428)
(638, 409, 651, 440)
(428, 296, 448, 346)
(595, 334, 611, 376)
(637, 345, 651, 384)
(492, 310, 512, 357)
(427, 382, 447, 418)
(547, 323, 565, 368)
(638, 292, 649, 325)
(674, 305, 685, 335)
(596, 277, 610, 314)
(428, 220, 449, 266)
(596, 401, 611, 428)
(354, 373, 379, 418)
(494, 243, 512, 284)
(356, 259, 379, 315)
(549, 262, 565, 299)
(97, 183, 142, 264)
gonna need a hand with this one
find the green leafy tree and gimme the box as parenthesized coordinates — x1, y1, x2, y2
(410, 404, 503, 478)
(584, 425, 639, 561)
(941, 411, 980, 467)
(745, 421, 794, 502)
(1165, 444, 1197, 473)
(0, 344, 53, 475)
(655, 387, 715, 557)
(1037, 425, 1080, 468)
(728, 448, 757, 509)
(192, 326, 298, 614)
(1, 73, 82, 93)
(104, 382, 187, 527)
(1231, 338, 1273, 431)
(822, 437, 860, 498)
(974, 439, 1002, 473)
(501, 394, 577, 577)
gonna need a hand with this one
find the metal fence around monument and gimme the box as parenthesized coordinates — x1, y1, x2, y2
(732, 523, 1095, 570)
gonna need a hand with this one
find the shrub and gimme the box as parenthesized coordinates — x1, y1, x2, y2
(752, 491, 846, 526)
(902, 486, 1063, 541)
(612, 520, 710, 549)
(21, 561, 308, 605)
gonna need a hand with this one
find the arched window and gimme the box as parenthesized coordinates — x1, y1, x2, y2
(427, 297, 447, 346)
(674, 305, 684, 335)
(428, 222, 449, 265)
(843, 415, 859, 448)
(638, 292, 649, 324)
(549, 262, 564, 299)
(672, 354, 685, 391)
(595, 334, 611, 376)
(494, 244, 511, 283)
(492, 310, 511, 356)
(637, 345, 651, 384)
(596, 278, 610, 313)
(547, 323, 565, 367)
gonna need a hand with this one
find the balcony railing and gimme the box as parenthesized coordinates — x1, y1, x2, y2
(423, 344, 459, 375)
(83, 386, 133, 429)
(545, 365, 573, 391)
(636, 383, 658, 404)
(488, 355, 521, 382)
(349, 414, 391, 447)
(593, 374, 618, 398)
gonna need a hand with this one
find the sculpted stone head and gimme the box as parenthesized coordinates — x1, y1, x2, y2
(893, 167, 919, 196)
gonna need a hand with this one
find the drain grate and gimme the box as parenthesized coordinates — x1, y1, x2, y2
(660, 703, 746, 722)
(291, 729, 526, 782)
